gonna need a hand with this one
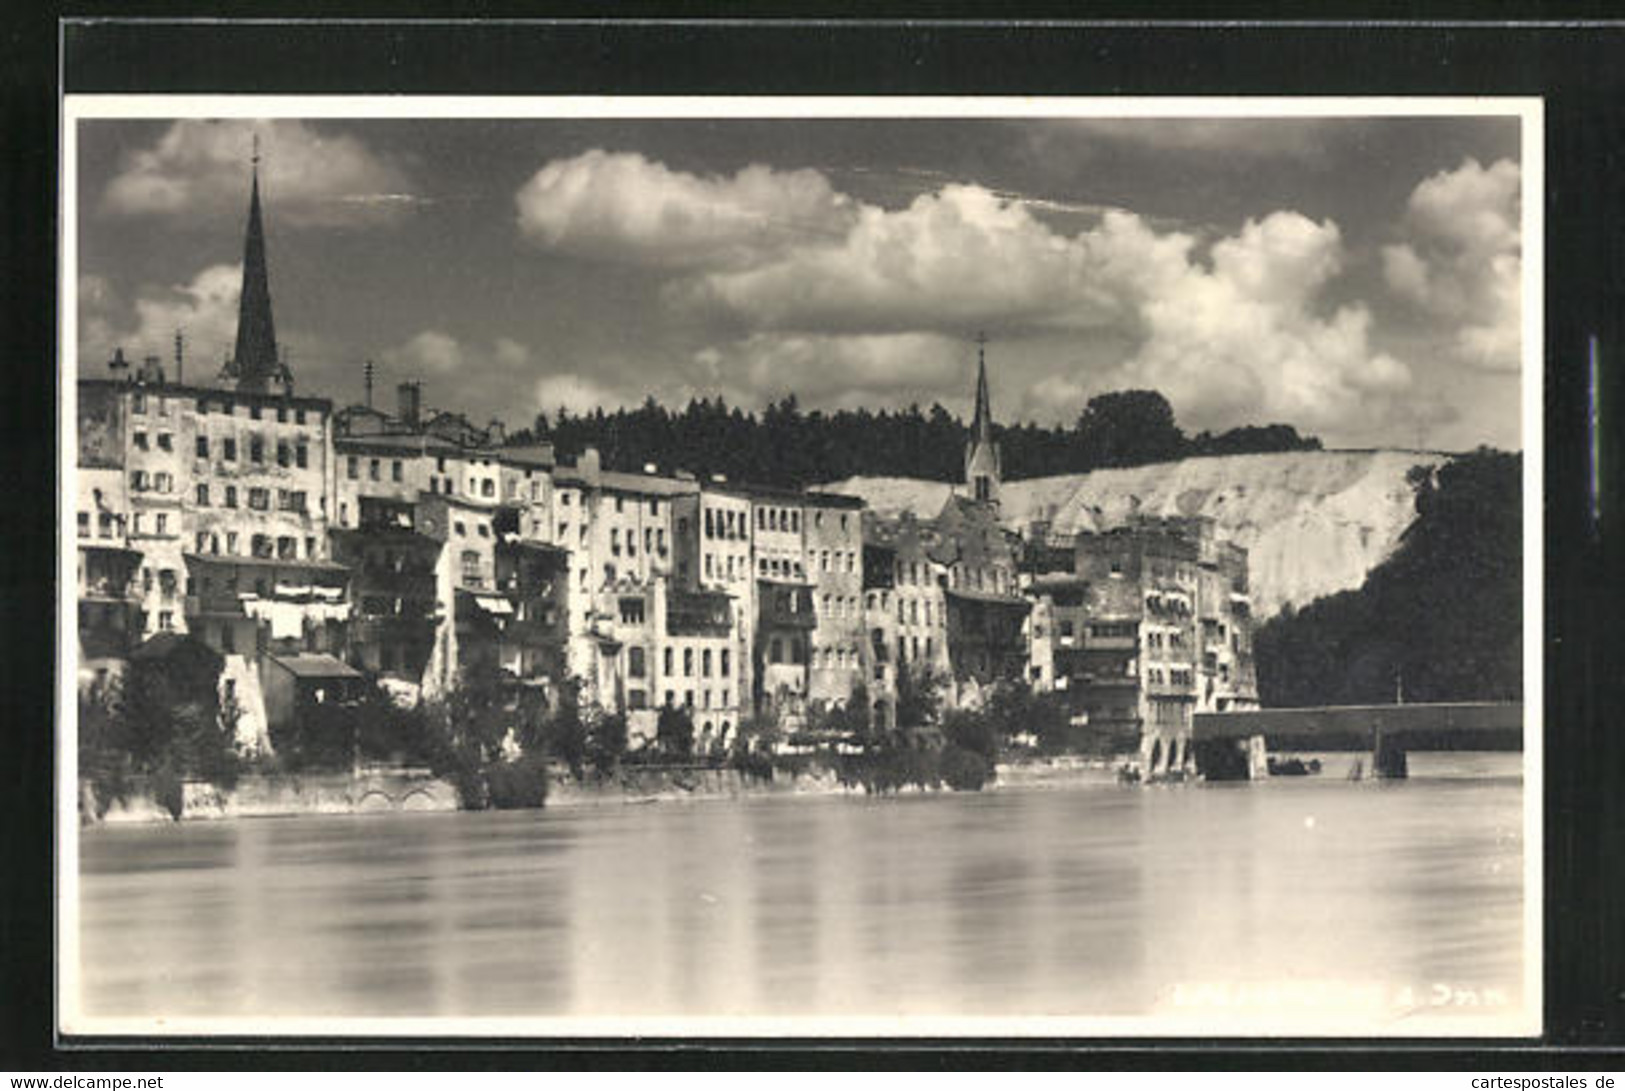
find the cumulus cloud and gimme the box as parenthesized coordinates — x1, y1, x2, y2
(1105, 211, 1415, 436)
(694, 332, 969, 409)
(380, 330, 545, 383)
(515, 149, 857, 270)
(102, 120, 422, 228)
(1382, 157, 1522, 372)
(678, 184, 1130, 334)
(534, 371, 636, 416)
(78, 263, 244, 377)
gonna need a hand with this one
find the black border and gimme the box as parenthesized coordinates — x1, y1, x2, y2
(6, 10, 1624, 1069)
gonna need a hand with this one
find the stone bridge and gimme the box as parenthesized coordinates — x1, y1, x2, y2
(1190, 702, 1524, 780)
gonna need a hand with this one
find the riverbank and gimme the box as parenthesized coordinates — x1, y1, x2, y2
(83, 755, 1134, 825)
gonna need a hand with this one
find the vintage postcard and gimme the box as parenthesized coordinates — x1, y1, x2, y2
(58, 95, 1542, 1038)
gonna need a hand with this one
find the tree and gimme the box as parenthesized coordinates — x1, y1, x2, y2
(894, 665, 945, 729)
(1074, 390, 1186, 468)
(1255, 448, 1521, 706)
(656, 703, 695, 759)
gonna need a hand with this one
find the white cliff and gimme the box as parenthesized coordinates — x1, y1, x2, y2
(819, 449, 1451, 620)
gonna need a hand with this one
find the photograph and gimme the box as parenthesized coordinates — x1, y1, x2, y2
(58, 96, 1541, 1039)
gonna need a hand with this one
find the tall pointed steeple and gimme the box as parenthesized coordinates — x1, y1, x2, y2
(964, 332, 1002, 505)
(971, 334, 994, 447)
(230, 136, 282, 394)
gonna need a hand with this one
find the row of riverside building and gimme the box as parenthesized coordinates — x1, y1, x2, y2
(73, 160, 1257, 774)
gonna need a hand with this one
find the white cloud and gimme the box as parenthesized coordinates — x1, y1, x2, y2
(1382, 157, 1522, 372)
(383, 330, 464, 376)
(102, 120, 421, 228)
(514, 149, 857, 270)
(1105, 211, 1416, 437)
(680, 184, 1130, 334)
(695, 332, 968, 409)
(78, 263, 244, 378)
(534, 371, 635, 416)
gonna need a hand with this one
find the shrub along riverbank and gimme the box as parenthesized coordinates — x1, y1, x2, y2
(79, 657, 1131, 822)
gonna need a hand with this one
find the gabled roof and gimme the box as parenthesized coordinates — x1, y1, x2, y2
(267, 653, 365, 680)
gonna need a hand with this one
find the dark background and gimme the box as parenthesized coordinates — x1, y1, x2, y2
(4, 7, 1622, 1069)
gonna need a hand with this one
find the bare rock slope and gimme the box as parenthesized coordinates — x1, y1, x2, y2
(820, 449, 1450, 621)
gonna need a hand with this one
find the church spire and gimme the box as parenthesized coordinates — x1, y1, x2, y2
(964, 332, 1002, 505)
(230, 135, 282, 394)
(971, 331, 994, 446)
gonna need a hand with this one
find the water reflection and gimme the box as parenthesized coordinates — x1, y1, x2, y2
(79, 755, 1523, 1024)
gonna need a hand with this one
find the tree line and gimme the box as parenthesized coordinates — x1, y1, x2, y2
(506, 389, 1321, 489)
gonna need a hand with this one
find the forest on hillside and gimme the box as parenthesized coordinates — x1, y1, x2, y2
(505, 389, 1320, 489)
(1254, 448, 1523, 706)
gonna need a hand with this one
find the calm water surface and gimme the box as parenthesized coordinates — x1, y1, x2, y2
(78, 753, 1524, 1023)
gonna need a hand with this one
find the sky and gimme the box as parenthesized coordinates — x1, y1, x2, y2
(74, 111, 1526, 452)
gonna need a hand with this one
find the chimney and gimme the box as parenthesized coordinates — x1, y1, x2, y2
(397, 381, 421, 427)
(138, 355, 165, 385)
(487, 419, 506, 446)
(579, 447, 602, 484)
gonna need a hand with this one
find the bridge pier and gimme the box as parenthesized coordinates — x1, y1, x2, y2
(1371, 730, 1409, 779)
(1192, 733, 1269, 781)
(1140, 730, 1195, 779)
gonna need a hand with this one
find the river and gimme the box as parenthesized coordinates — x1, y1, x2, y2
(73, 753, 1528, 1033)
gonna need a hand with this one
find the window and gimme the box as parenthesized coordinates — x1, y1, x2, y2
(277, 536, 297, 560)
(226, 531, 238, 554)
(250, 404, 262, 421)
(296, 443, 309, 469)
(721, 648, 732, 679)
(98, 512, 114, 538)
(684, 648, 694, 677)
(611, 527, 621, 555)
(481, 479, 494, 498)
(664, 647, 674, 675)
(628, 647, 646, 678)
(251, 533, 272, 558)
(615, 497, 624, 514)
(619, 598, 645, 625)
(347, 455, 359, 480)
(391, 460, 402, 482)
(305, 536, 316, 559)
(133, 431, 149, 451)
(476, 524, 489, 538)
(131, 393, 145, 414)
(157, 432, 172, 452)
(702, 648, 712, 677)
(223, 437, 237, 461)
(770, 637, 783, 664)
(369, 459, 380, 481)
(196, 435, 209, 458)
(158, 611, 173, 632)
(196, 484, 210, 506)
(77, 511, 89, 537)
(196, 531, 209, 553)
(461, 550, 482, 586)
(650, 499, 660, 515)
(704, 509, 714, 539)
(250, 435, 264, 463)
(277, 405, 288, 423)
(290, 491, 307, 512)
(225, 485, 238, 508)
(249, 488, 269, 511)
(154, 472, 173, 493)
(296, 408, 307, 425)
